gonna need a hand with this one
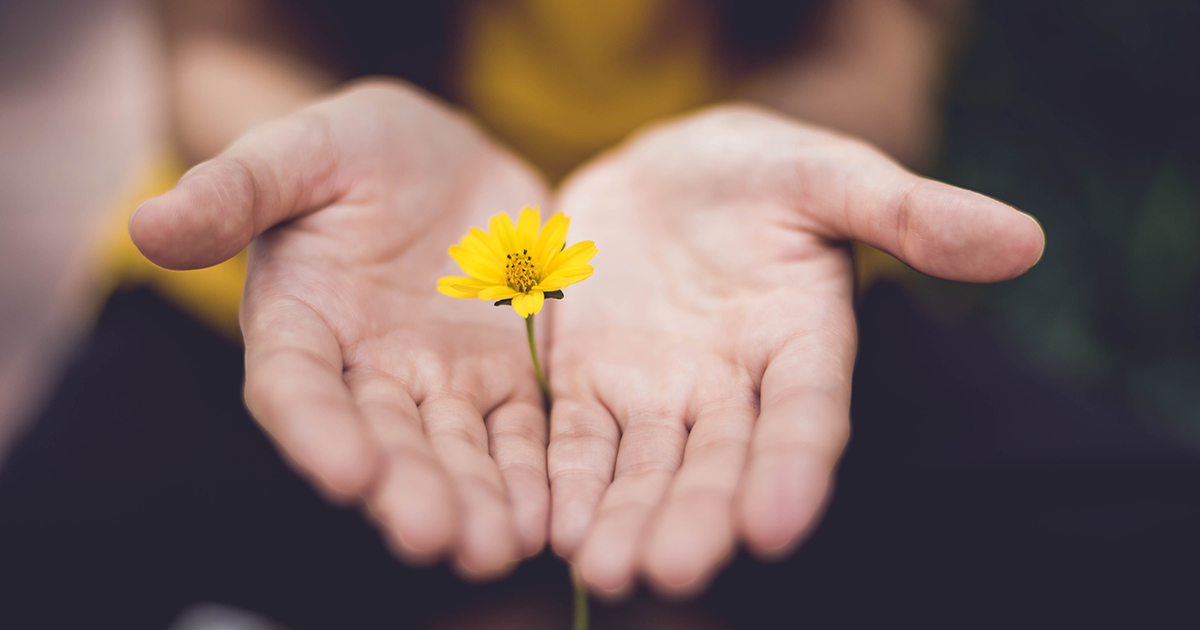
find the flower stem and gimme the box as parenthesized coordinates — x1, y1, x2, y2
(572, 565, 589, 630)
(525, 314, 550, 408)
(524, 315, 587, 630)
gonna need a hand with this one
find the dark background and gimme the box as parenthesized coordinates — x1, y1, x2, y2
(1, 0, 1198, 628)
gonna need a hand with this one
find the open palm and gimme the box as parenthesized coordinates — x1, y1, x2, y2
(546, 105, 1045, 596)
(131, 81, 551, 578)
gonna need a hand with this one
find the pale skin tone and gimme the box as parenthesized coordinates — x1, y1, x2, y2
(132, 81, 1044, 595)
(133, 0, 1025, 601)
(133, 82, 554, 579)
(547, 105, 1043, 597)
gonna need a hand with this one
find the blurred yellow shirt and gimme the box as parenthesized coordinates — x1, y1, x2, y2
(101, 0, 901, 340)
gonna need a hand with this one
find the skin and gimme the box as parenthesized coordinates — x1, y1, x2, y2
(133, 76, 1041, 592)
(126, 0, 1015, 601)
(131, 80, 1043, 596)
(547, 105, 1044, 598)
(131, 80, 552, 579)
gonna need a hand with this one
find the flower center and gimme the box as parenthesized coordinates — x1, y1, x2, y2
(505, 249, 537, 292)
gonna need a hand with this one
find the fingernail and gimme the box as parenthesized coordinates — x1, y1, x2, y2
(128, 199, 149, 232)
(1020, 211, 1046, 267)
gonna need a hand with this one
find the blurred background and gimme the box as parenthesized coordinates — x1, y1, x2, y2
(1, 0, 1197, 628)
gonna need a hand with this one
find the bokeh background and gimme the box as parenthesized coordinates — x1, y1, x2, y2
(1, 0, 1197, 628)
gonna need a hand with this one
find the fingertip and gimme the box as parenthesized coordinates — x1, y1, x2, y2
(260, 415, 382, 509)
(486, 400, 551, 559)
(549, 505, 588, 560)
(371, 461, 458, 565)
(644, 569, 714, 601)
(453, 523, 521, 582)
(976, 199, 1046, 280)
(643, 550, 715, 601)
(894, 181, 1047, 283)
(127, 192, 176, 268)
(546, 399, 620, 560)
(378, 527, 446, 568)
(642, 505, 733, 599)
(314, 443, 383, 504)
(128, 159, 256, 270)
(548, 475, 602, 559)
(127, 197, 148, 234)
(737, 456, 833, 561)
(548, 476, 610, 562)
(277, 405, 383, 503)
(513, 484, 550, 559)
(589, 582, 636, 604)
(452, 554, 520, 583)
(575, 531, 642, 600)
(577, 553, 637, 603)
(1018, 210, 1047, 271)
(451, 486, 523, 581)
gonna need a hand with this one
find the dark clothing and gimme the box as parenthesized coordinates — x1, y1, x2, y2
(3, 1, 1200, 628)
(0, 287, 1195, 629)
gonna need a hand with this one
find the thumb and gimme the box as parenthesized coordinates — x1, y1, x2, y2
(129, 113, 345, 270)
(801, 142, 1045, 283)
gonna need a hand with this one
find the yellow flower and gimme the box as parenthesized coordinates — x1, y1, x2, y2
(438, 206, 597, 317)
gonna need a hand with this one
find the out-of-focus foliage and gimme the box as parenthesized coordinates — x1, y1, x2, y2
(933, 0, 1200, 440)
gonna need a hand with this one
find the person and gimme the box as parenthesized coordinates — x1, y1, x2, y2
(127, 0, 1039, 595)
(3, 1, 1195, 628)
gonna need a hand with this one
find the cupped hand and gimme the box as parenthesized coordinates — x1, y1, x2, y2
(131, 80, 551, 579)
(546, 105, 1044, 597)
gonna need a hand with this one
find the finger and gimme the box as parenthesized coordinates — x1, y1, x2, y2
(130, 109, 345, 270)
(642, 401, 755, 597)
(574, 412, 688, 598)
(421, 395, 522, 580)
(736, 323, 854, 560)
(547, 397, 620, 558)
(346, 370, 458, 564)
(242, 296, 381, 502)
(798, 142, 1045, 283)
(485, 397, 550, 558)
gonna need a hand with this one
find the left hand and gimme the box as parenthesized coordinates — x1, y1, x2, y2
(131, 80, 552, 579)
(545, 104, 1044, 597)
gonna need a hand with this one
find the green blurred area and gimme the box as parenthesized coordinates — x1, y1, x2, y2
(932, 0, 1200, 441)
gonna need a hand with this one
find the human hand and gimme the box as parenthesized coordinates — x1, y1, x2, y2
(546, 105, 1044, 597)
(131, 80, 551, 579)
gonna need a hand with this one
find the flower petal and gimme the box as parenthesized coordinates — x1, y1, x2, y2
(462, 230, 504, 264)
(511, 291, 545, 317)
(532, 275, 571, 292)
(438, 275, 492, 288)
(437, 275, 494, 298)
(516, 206, 541, 253)
(490, 213, 518, 253)
(479, 285, 520, 300)
(543, 241, 597, 277)
(543, 264, 594, 285)
(465, 226, 504, 256)
(534, 213, 570, 275)
(449, 245, 505, 283)
(438, 284, 479, 298)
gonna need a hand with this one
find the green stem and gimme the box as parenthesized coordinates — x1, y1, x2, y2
(525, 314, 550, 408)
(572, 564, 589, 630)
(524, 315, 587, 630)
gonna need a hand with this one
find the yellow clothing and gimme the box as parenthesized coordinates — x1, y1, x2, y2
(101, 1, 905, 337)
(99, 155, 245, 341)
(456, 0, 720, 181)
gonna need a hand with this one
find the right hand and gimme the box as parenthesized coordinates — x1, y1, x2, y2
(544, 104, 1044, 597)
(131, 80, 552, 579)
